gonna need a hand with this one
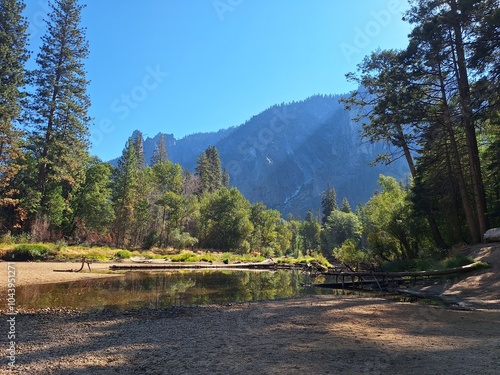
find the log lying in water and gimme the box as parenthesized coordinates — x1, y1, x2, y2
(313, 278, 405, 289)
(314, 261, 489, 290)
(323, 261, 488, 278)
(109, 260, 308, 271)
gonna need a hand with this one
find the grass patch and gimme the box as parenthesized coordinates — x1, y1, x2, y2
(115, 250, 133, 259)
(2, 244, 53, 261)
(169, 252, 201, 262)
(441, 255, 475, 269)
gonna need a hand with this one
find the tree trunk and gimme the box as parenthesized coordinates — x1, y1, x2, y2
(437, 63, 481, 243)
(449, 0, 489, 237)
(395, 123, 448, 249)
(444, 142, 466, 244)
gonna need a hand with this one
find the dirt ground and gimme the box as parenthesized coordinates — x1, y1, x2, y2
(1, 244, 499, 374)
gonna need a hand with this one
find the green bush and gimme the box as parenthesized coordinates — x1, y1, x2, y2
(115, 250, 133, 259)
(200, 253, 217, 262)
(1, 232, 15, 244)
(172, 232, 199, 251)
(0, 232, 32, 245)
(3, 244, 52, 261)
(441, 255, 475, 269)
(333, 240, 366, 269)
(261, 247, 275, 258)
(170, 252, 200, 262)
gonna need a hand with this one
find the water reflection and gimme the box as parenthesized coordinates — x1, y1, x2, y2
(15, 270, 333, 311)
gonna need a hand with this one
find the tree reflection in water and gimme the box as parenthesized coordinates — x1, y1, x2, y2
(15, 270, 330, 311)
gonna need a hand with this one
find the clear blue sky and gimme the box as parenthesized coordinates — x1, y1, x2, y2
(24, 0, 413, 161)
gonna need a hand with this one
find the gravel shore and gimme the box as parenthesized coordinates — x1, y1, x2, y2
(1, 244, 499, 374)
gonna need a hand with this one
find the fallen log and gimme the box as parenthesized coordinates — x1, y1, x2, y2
(324, 261, 489, 278)
(313, 278, 404, 289)
(109, 260, 307, 271)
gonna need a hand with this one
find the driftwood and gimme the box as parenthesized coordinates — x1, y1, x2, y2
(53, 257, 91, 273)
(324, 261, 488, 278)
(109, 259, 333, 272)
(314, 278, 404, 289)
(315, 261, 489, 290)
(110, 260, 281, 271)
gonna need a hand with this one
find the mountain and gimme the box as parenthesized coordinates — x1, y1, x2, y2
(114, 94, 409, 217)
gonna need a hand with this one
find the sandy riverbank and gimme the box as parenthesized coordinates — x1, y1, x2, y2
(1, 244, 499, 374)
(2, 295, 499, 374)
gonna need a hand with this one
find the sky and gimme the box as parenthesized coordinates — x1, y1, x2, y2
(23, 0, 413, 162)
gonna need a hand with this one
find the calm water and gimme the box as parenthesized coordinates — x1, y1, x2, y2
(14, 270, 336, 311)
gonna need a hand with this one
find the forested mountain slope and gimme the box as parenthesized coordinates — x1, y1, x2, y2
(118, 95, 408, 217)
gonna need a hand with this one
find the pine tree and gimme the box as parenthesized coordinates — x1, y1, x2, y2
(222, 167, 230, 188)
(405, 0, 491, 240)
(28, 0, 91, 227)
(73, 157, 115, 235)
(112, 138, 139, 247)
(340, 197, 351, 213)
(0, 0, 29, 215)
(195, 146, 223, 193)
(132, 130, 145, 168)
(321, 187, 337, 224)
(150, 133, 169, 165)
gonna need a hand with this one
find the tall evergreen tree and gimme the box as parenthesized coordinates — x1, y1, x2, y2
(132, 130, 145, 168)
(28, 0, 91, 229)
(112, 138, 139, 247)
(340, 197, 351, 213)
(405, 0, 491, 239)
(73, 158, 115, 237)
(321, 187, 337, 224)
(150, 133, 169, 165)
(0, 0, 29, 219)
(222, 167, 230, 188)
(343, 48, 449, 248)
(195, 146, 223, 193)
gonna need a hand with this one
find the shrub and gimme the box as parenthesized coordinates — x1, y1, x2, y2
(55, 240, 67, 251)
(1, 232, 15, 244)
(3, 244, 52, 261)
(441, 255, 475, 269)
(200, 253, 217, 262)
(115, 250, 133, 259)
(83, 250, 111, 261)
(172, 232, 198, 251)
(170, 252, 200, 262)
(235, 240, 251, 255)
(1, 232, 32, 244)
(261, 247, 275, 258)
(333, 240, 366, 269)
(310, 252, 332, 268)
